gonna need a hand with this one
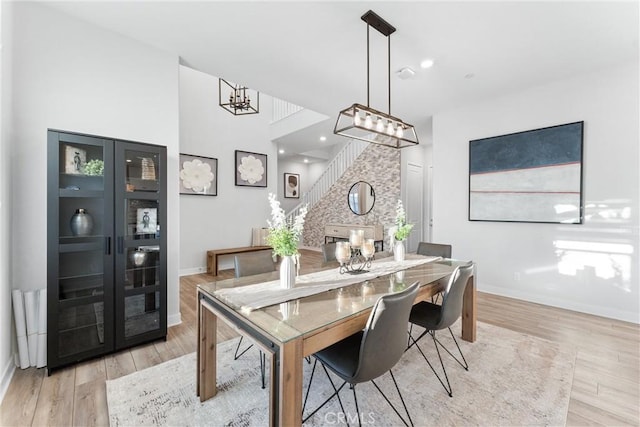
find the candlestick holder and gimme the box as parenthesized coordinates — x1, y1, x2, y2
(335, 236, 375, 275)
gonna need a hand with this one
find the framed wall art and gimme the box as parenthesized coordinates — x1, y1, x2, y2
(284, 173, 300, 198)
(136, 208, 157, 234)
(469, 121, 584, 224)
(235, 150, 267, 187)
(64, 144, 86, 174)
(179, 153, 217, 196)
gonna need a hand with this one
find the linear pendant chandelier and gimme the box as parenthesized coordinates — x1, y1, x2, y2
(334, 10, 419, 149)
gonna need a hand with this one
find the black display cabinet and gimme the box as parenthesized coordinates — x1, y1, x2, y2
(47, 130, 167, 372)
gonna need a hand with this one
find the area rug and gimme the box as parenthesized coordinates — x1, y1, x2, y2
(106, 321, 575, 426)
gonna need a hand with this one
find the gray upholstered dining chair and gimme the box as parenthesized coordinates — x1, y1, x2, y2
(233, 250, 276, 389)
(417, 242, 452, 304)
(234, 250, 276, 278)
(303, 282, 420, 427)
(416, 242, 452, 258)
(321, 242, 337, 264)
(406, 262, 474, 397)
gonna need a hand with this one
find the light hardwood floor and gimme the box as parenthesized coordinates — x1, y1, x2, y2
(1, 249, 638, 426)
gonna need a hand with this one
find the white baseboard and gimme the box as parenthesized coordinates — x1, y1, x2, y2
(179, 266, 207, 276)
(0, 356, 15, 406)
(167, 312, 182, 328)
(480, 283, 640, 324)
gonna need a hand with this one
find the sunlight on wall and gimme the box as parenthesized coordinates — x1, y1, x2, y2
(554, 204, 579, 215)
(553, 239, 633, 291)
(584, 201, 632, 221)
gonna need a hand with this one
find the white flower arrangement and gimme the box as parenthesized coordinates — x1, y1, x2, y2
(238, 155, 265, 184)
(388, 199, 413, 248)
(180, 159, 214, 193)
(266, 193, 308, 257)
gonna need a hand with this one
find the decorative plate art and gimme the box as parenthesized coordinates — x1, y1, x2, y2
(235, 150, 267, 187)
(179, 154, 217, 196)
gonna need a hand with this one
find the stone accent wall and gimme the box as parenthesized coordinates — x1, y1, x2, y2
(303, 144, 400, 248)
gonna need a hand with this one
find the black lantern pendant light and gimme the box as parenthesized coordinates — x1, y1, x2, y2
(334, 10, 419, 148)
(219, 78, 260, 115)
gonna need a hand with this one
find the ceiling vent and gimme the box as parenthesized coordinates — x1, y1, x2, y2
(396, 67, 416, 80)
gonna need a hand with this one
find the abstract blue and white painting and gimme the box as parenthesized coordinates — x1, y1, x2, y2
(469, 122, 584, 223)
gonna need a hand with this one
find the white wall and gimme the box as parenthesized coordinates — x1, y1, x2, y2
(307, 161, 328, 188)
(276, 159, 318, 213)
(0, 0, 15, 403)
(8, 0, 181, 364)
(433, 62, 639, 323)
(179, 66, 276, 274)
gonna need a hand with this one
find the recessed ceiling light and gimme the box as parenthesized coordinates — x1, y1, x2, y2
(279, 149, 285, 154)
(319, 136, 327, 142)
(303, 158, 309, 163)
(420, 59, 435, 69)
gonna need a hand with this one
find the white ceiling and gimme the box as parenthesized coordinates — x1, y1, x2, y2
(42, 1, 639, 160)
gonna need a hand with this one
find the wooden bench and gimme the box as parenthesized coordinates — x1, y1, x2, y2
(206, 246, 272, 275)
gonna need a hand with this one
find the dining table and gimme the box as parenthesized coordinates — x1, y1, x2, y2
(196, 254, 476, 426)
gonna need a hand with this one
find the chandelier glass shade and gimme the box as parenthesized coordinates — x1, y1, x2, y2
(334, 103, 419, 149)
(219, 78, 259, 115)
(334, 10, 419, 148)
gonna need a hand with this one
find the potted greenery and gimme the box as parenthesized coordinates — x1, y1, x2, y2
(389, 200, 413, 262)
(83, 159, 104, 176)
(266, 194, 308, 288)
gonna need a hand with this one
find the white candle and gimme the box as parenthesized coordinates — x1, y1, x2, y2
(361, 239, 375, 258)
(335, 241, 351, 263)
(349, 229, 364, 248)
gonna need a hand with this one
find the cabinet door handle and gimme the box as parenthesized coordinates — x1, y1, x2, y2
(117, 236, 124, 254)
(105, 237, 111, 255)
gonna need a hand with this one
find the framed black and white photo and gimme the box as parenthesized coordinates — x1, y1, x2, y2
(235, 150, 267, 187)
(64, 145, 86, 174)
(284, 173, 300, 198)
(136, 208, 157, 234)
(469, 121, 584, 224)
(179, 153, 217, 196)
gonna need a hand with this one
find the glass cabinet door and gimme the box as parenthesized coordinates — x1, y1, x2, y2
(114, 142, 167, 349)
(47, 131, 115, 366)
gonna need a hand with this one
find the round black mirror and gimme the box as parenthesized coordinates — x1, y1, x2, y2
(348, 181, 375, 215)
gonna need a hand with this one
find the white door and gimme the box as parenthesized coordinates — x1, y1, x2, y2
(405, 162, 424, 252)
